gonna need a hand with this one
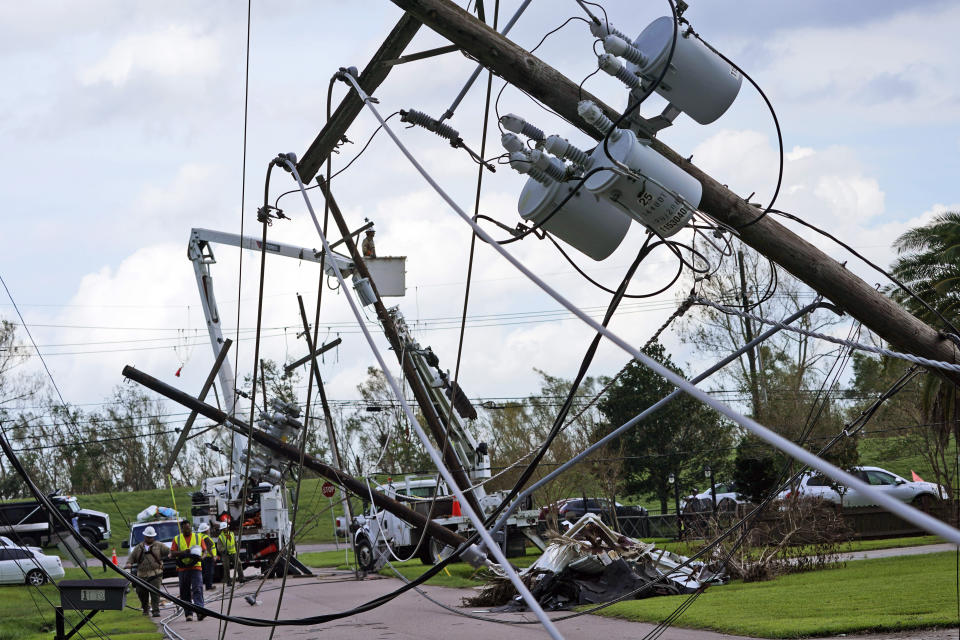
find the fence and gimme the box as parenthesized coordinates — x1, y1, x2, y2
(608, 501, 958, 542)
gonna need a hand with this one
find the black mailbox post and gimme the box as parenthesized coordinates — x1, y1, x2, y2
(56, 579, 129, 640)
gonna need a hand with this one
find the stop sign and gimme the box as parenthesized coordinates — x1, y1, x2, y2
(321, 481, 336, 498)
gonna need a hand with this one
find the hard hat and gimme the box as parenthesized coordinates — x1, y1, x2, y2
(218, 522, 228, 530)
(197, 523, 210, 533)
(189, 545, 203, 558)
(142, 526, 157, 538)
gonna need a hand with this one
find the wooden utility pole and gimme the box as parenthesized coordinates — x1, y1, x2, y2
(294, 294, 355, 549)
(315, 177, 485, 518)
(122, 365, 469, 550)
(737, 251, 761, 418)
(387, 0, 960, 384)
(297, 14, 422, 183)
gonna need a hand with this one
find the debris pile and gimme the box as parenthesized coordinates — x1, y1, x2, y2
(468, 514, 726, 610)
(135, 505, 179, 522)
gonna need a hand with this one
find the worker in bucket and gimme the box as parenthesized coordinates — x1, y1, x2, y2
(361, 228, 376, 258)
(216, 521, 238, 585)
(169, 519, 207, 620)
(197, 522, 218, 591)
(123, 526, 163, 617)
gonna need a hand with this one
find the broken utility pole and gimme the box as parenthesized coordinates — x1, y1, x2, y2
(316, 177, 485, 519)
(293, 293, 355, 552)
(122, 364, 469, 551)
(387, 0, 960, 385)
(297, 14, 422, 183)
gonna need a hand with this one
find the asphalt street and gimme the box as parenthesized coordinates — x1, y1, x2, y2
(157, 571, 755, 640)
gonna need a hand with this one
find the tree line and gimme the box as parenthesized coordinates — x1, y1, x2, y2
(1, 212, 957, 508)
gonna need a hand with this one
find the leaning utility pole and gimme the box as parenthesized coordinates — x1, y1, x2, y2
(316, 177, 485, 518)
(297, 14, 421, 183)
(123, 365, 469, 551)
(381, 0, 960, 384)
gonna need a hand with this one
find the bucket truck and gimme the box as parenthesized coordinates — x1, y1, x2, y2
(186, 227, 542, 575)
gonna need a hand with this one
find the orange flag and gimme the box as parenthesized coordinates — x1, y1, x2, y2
(911, 470, 924, 482)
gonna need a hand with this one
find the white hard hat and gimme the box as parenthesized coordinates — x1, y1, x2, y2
(142, 526, 157, 538)
(197, 523, 210, 533)
(218, 522, 228, 530)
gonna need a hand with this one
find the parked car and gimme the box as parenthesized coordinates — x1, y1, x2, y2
(0, 546, 64, 586)
(539, 498, 647, 529)
(682, 482, 745, 512)
(0, 535, 43, 555)
(778, 466, 946, 509)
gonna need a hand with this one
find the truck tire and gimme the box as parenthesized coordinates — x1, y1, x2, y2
(26, 569, 47, 586)
(355, 536, 377, 571)
(418, 537, 453, 566)
(20, 535, 40, 548)
(80, 528, 100, 548)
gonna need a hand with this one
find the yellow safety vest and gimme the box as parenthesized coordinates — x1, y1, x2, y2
(202, 533, 217, 557)
(219, 531, 237, 556)
(172, 532, 204, 569)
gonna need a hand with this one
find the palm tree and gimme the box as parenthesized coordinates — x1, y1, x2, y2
(889, 211, 960, 503)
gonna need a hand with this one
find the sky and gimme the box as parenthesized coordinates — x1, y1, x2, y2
(1, 0, 959, 417)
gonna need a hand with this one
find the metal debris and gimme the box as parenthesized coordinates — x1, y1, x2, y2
(468, 514, 726, 610)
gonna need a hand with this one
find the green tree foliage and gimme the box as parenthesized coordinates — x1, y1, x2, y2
(478, 369, 604, 507)
(883, 210, 960, 497)
(341, 367, 430, 477)
(4, 386, 184, 495)
(681, 242, 857, 501)
(596, 342, 733, 513)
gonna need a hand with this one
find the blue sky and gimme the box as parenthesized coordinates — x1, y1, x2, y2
(1, 0, 958, 410)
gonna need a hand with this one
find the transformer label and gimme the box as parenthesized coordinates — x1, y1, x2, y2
(629, 182, 694, 237)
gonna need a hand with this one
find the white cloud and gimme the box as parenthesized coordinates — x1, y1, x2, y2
(757, 3, 960, 124)
(689, 128, 960, 289)
(79, 26, 221, 87)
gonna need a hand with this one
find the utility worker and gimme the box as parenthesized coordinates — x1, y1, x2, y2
(123, 526, 163, 617)
(361, 228, 376, 258)
(216, 521, 238, 585)
(169, 520, 206, 621)
(197, 522, 217, 591)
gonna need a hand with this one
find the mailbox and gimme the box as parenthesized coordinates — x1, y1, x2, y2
(56, 579, 131, 640)
(59, 578, 129, 611)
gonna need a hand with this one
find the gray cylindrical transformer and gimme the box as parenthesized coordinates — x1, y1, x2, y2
(629, 17, 742, 125)
(585, 129, 701, 238)
(517, 176, 631, 261)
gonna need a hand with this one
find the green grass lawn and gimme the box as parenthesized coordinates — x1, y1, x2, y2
(71, 478, 359, 554)
(592, 551, 960, 638)
(0, 568, 162, 640)
(298, 549, 356, 570)
(857, 435, 956, 482)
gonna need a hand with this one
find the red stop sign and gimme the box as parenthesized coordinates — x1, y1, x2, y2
(321, 481, 336, 498)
